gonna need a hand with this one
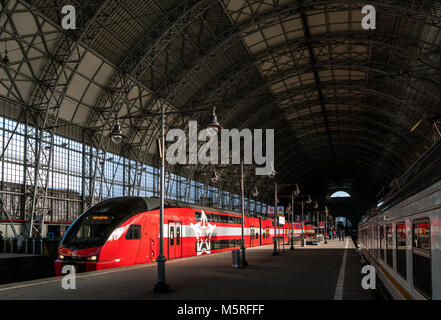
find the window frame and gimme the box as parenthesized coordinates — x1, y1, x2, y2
(125, 224, 141, 240)
(412, 219, 431, 255)
(169, 225, 175, 246)
(379, 225, 385, 261)
(411, 218, 432, 299)
(395, 221, 407, 280)
(385, 224, 393, 268)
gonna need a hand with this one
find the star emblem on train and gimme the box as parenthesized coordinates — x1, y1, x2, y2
(190, 210, 216, 255)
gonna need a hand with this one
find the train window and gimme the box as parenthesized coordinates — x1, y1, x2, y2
(170, 226, 174, 246)
(396, 222, 407, 279)
(413, 220, 430, 250)
(372, 227, 377, 258)
(195, 212, 201, 221)
(379, 225, 384, 261)
(176, 226, 181, 246)
(125, 225, 141, 240)
(386, 225, 393, 267)
(367, 228, 370, 252)
(412, 220, 431, 298)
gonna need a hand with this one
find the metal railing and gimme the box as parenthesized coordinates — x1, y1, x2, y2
(0, 238, 45, 255)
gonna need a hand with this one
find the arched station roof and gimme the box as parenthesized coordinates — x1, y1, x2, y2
(1, 0, 441, 212)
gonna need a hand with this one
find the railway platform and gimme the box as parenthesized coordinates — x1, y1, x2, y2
(0, 253, 55, 285)
(0, 237, 375, 300)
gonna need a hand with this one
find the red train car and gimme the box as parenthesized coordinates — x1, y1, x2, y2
(55, 197, 298, 276)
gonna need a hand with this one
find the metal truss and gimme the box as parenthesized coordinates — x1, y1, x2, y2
(0, 0, 441, 229)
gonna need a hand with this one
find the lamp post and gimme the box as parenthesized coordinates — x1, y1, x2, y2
(324, 206, 329, 244)
(153, 105, 170, 293)
(109, 105, 219, 293)
(301, 195, 311, 238)
(290, 193, 295, 250)
(240, 161, 248, 266)
(272, 181, 279, 256)
(276, 184, 304, 250)
(290, 185, 300, 250)
(211, 161, 249, 266)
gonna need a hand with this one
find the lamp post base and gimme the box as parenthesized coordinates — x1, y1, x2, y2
(272, 239, 280, 256)
(241, 247, 248, 267)
(153, 281, 170, 293)
(154, 254, 170, 293)
(290, 239, 295, 250)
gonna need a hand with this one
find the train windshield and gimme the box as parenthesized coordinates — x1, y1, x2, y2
(61, 197, 147, 249)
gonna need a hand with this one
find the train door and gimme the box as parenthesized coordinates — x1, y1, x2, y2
(135, 216, 151, 264)
(259, 218, 262, 246)
(168, 221, 182, 259)
(266, 227, 270, 245)
(121, 223, 142, 266)
(250, 227, 255, 247)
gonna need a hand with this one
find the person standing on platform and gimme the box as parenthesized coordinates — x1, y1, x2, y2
(17, 233, 24, 253)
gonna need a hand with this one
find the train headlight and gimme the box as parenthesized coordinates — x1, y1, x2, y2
(58, 254, 64, 260)
(87, 255, 98, 261)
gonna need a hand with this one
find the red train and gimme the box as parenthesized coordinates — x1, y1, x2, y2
(55, 197, 316, 275)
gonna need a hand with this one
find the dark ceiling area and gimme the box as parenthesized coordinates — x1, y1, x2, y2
(1, 0, 441, 221)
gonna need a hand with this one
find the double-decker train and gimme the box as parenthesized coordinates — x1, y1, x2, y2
(55, 197, 316, 275)
(358, 141, 441, 300)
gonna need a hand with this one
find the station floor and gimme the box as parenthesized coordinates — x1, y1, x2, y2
(0, 237, 375, 300)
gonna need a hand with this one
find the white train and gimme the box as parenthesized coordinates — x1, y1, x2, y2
(358, 141, 441, 300)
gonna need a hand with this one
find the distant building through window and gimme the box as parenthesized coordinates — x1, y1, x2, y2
(330, 191, 351, 198)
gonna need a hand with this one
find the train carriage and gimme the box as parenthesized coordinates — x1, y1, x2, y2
(55, 197, 302, 276)
(358, 141, 441, 300)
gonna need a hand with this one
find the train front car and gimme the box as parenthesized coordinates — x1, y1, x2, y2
(55, 197, 148, 276)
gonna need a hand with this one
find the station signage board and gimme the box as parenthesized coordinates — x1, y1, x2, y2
(267, 206, 275, 217)
(276, 206, 285, 216)
(278, 216, 285, 225)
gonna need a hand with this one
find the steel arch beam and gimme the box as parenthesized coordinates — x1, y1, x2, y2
(275, 138, 407, 179)
(275, 131, 409, 173)
(179, 65, 432, 144)
(82, 2, 440, 185)
(117, 11, 441, 148)
(281, 154, 394, 190)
